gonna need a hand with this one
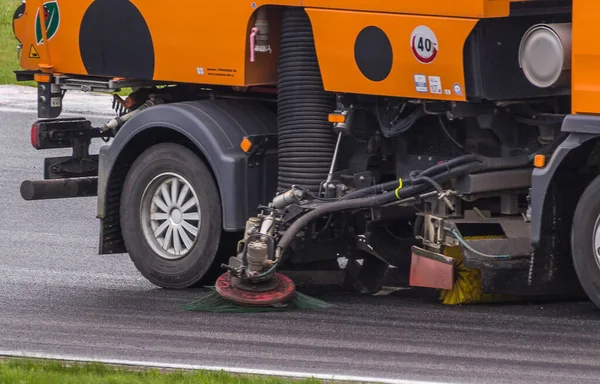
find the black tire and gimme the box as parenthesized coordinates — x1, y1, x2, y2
(571, 173, 600, 307)
(120, 142, 222, 289)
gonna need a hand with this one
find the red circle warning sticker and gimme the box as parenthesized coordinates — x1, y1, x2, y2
(410, 26, 438, 64)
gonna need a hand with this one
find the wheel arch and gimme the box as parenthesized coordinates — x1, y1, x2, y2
(525, 122, 600, 295)
(97, 99, 278, 254)
(529, 114, 600, 292)
(531, 115, 600, 248)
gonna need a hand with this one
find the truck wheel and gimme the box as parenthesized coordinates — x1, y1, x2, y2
(120, 143, 222, 289)
(571, 174, 600, 307)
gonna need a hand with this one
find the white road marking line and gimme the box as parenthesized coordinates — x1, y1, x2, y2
(0, 350, 455, 384)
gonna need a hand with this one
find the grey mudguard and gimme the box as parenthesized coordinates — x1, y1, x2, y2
(530, 113, 600, 245)
(97, 99, 277, 232)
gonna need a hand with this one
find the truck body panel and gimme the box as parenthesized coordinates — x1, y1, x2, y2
(305, 9, 476, 101)
(13, 0, 530, 101)
(302, 0, 512, 18)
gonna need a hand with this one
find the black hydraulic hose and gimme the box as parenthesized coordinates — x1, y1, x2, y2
(395, 161, 484, 203)
(342, 179, 412, 200)
(344, 170, 444, 203)
(343, 154, 480, 200)
(343, 150, 535, 201)
(410, 170, 444, 195)
(420, 154, 479, 175)
(277, 161, 484, 255)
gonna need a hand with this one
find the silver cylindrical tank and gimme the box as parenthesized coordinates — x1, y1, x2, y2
(518, 23, 572, 88)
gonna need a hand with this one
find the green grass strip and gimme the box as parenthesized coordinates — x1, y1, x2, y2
(0, 358, 323, 384)
(0, 0, 33, 85)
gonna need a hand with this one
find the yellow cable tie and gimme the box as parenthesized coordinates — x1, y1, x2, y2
(394, 178, 403, 199)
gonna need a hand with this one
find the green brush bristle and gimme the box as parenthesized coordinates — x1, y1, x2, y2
(183, 288, 332, 313)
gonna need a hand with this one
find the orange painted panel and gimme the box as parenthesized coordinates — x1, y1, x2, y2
(302, 0, 511, 18)
(306, 9, 477, 101)
(134, 0, 289, 85)
(13, 1, 511, 94)
(14, 0, 93, 74)
(572, 0, 600, 115)
(13, 1, 300, 86)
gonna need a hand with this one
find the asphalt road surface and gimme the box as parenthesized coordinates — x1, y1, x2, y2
(2, 86, 600, 384)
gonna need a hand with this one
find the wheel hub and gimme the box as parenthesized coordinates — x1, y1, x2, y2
(215, 272, 296, 306)
(593, 215, 600, 269)
(170, 208, 183, 225)
(141, 172, 202, 260)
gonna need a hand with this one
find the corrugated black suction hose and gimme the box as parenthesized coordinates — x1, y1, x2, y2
(277, 7, 336, 192)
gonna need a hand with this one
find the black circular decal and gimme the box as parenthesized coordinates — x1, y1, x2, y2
(79, 0, 155, 79)
(354, 26, 393, 82)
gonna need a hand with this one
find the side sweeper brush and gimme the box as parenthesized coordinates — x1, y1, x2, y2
(185, 229, 332, 312)
(215, 271, 296, 307)
(439, 240, 510, 305)
(410, 217, 521, 306)
(184, 273, 332, 313)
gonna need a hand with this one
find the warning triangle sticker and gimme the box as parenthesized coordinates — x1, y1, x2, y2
(29, 45, 40, 59)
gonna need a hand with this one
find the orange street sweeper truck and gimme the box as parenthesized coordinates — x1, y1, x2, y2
(10, 0, 600, 307)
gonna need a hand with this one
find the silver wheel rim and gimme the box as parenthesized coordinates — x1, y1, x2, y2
(593, 215, 600, 269)
(140, 172, 202, 260)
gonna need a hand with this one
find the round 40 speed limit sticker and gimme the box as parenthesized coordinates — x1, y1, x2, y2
(410, 26, 438, 64)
